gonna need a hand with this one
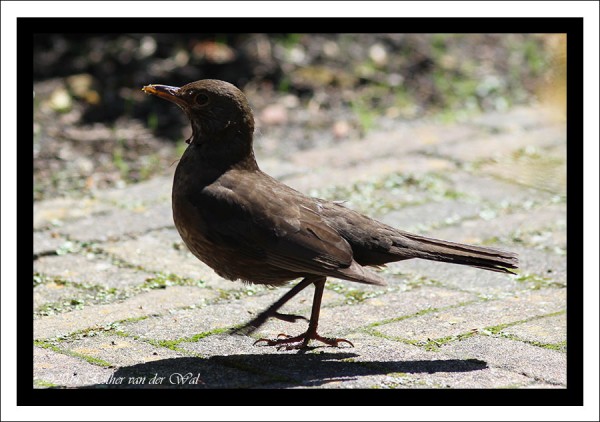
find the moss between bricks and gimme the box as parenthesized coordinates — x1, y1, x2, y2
(33, 269, 208, 317)
(366, 298, 481, 330)
(37, 315, 151, 344)
(34, 379, 60, 388)
(34, 339, 113, 367)
(500, 335, 566, 352)
(308, 171, 467, 217)
(480, 310, 566, 352)
(483, 223, 567, 257)
(325, 280, 386, 304)
(216, 283, 270, 301)
(151, 327, 231, 351)
(325, 274, 443, 305)
(142, 272, 206, 290)
(511, 272, 566, 290)
(368, 309, 566, 352)
(34, 273, 127, 317)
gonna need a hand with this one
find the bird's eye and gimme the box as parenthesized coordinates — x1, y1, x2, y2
(195, 93, 210, 106)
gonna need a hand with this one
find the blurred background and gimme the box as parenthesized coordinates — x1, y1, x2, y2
(33, 33, 566, 201)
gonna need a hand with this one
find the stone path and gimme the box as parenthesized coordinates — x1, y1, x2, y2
(33, 106, 566, 389)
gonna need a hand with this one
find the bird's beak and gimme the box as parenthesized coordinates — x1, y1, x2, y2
(142, 84, 188, 108)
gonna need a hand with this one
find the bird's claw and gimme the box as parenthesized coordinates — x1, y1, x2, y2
(253, 332, 354, 350)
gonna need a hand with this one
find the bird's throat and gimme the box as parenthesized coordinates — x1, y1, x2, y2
(184, 132, 259, 175)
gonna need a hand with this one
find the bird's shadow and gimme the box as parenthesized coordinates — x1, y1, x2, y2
(76, 352, 488, 389)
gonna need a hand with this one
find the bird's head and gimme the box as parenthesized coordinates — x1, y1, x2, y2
(142, 79, 255, 146)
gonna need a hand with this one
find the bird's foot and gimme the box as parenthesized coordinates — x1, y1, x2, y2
(254, 332, 354, 350)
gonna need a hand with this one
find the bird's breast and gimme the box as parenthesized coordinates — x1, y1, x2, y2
(171, 181, 298, 286)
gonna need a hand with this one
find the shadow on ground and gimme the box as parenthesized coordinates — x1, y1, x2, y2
(74, 354, 488, 389)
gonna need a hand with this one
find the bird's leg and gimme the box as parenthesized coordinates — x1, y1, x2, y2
(231, 277, 315, 335)
(254, 277, 354, 350)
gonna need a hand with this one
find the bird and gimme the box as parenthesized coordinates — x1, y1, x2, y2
(142, 79, 518, 350)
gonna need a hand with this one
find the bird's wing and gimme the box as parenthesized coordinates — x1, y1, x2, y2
(195, 173, 385, 285)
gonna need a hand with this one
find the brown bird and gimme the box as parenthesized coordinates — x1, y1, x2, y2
(142, 79, 518, 350)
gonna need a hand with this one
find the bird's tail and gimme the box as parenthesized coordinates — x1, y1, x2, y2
(391, 231, 518, 274)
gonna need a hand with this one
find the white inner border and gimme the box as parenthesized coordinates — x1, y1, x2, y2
(2, 1, 598, 421)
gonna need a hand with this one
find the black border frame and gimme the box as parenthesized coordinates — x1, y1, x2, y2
(22, 18, 583, 406)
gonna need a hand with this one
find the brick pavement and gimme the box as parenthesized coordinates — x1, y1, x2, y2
(33, 106, 566, 389)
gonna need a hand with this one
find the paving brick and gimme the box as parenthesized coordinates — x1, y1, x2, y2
(34, 230, 68, 256)
(36, 344, 270, 388)
(393, 246, 566, 296)
(122, 301, 275, 342)
(282, 155, 455, 194)
(99, 356, 274, 388)
(258, 157, 310, 181)
(286, 125, 479, 170)
(257, 286, 477, 340)
(57, 332, 186, 366)
(34, 286, 219, 339)
(121, 286, 345, 342)
(192, 347, 382, 387)
(429, 125, 564, 163)
(31, 106, 569, 389)
(58, 202, 172, 242)
(374, 288, 565, 342)
(468, 106, 558, 132)
(180, 333, 314, 362)
(190, 333, 533, 389)
(34, 347, 115, 388)
(544, 142, 566, 158)
(34, 197, 113, 230)
(176, 286, 473, 354)
(380, 200, 483, 232)
(427, 203, 566, 249)
(328, 334, 536, 389)
(445, 170, 557, 205)
(510, 247, 566, 285)
(102, 228, 230, 289)
(440, 335, 566, 386)
(388, 259, 518, 297)
(517, 227, 567, 253)
(94, 173, 172, 206)
(34, 282, 85, 312)
(501, 313, 566, 346)
(153, 332, 549, 389)
(480, 155, 566, 195)
(520, 382, 566, 389)
(34, 253, 153, 289)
